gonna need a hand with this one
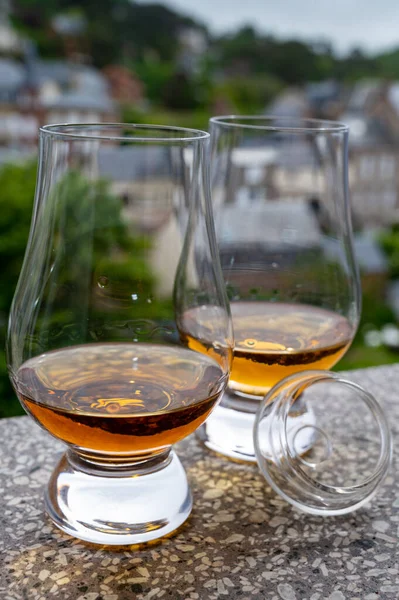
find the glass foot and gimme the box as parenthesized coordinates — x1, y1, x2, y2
(197, 404, 258, 462)
(45, 449, 192, 545)
(198, 389, 317, 463)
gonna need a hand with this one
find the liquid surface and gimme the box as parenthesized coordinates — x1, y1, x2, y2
(230, 302, 354, 395)
(182, 302, 354, 397)
(14, 344, 226, 455)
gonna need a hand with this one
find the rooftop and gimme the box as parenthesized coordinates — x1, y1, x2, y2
(0, 58, 25, 92)
(219, 200, 321, 248)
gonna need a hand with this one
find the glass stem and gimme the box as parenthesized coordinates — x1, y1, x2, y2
(66, 447, 173, 477)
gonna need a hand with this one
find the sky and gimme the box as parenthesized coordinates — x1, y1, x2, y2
(137, 0, 399, 55)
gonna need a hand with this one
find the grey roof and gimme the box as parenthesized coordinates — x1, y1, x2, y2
(0, 52, 113, 113)
(278, 141, 318, 169)
(30, 61, 113, 110)
(219, 200, 321, 248)
(97, 146, 171, 180)
(266, 90, 308, 119)
(48, 90, 114, 112)
(0, 58, 25, 91)
(306, 80, 340, 103)
(31, 60, 72, 87)
(28, 61, 110, 94)
(218, 203, 387, 272)
(347, 80, 381, 112)
(236, 140, 318, 168)
(74, 68, 108, 94)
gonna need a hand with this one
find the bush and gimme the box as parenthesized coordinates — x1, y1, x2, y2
(0, 161, 37, 416)
(215, 75, 282, 113)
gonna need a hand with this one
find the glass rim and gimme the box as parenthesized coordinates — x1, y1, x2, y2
(39, 123, 210, 142)
(210, 115, 349, 133)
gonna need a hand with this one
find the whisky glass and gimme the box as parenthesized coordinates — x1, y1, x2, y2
(7, 124, 232, 545)
(197, 116, 360, 461)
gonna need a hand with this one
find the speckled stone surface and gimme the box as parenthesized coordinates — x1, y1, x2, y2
(1, 364, 398, 600)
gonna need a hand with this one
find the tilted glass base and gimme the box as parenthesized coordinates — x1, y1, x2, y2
(45, 449, 192, 545)
(197, 388, 317, 463)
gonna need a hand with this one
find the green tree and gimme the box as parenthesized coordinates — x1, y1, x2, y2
(377, 47, 399, 79)
(0, 161, 36, 416)
(334, 48, 379, 82)
(161, 71, 200, 110)
(379, 224, 399, 278)
(133, 58, 175, 104)
(12, 0, 204, 66)
(271, 40, 322, 84)
(0, 162, 171, 418)
(215, 75, 282, 113)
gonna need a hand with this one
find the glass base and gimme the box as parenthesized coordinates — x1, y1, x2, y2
(197, 388, 317, 463)
(45, 449, 192, 545)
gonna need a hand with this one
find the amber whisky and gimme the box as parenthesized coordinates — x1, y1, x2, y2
(13, 343, 226, 456)
(182, 302, 354, 397)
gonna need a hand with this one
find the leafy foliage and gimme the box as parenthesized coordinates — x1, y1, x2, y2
(12, 0, 203, 66)
(122, 106, 211, 131)
(0, 161, 36, 416)
(0, 162, 172, 417)
(380, 224, 399, 278)
(215, 75, 282, 113)
(11, 0, 399, 89)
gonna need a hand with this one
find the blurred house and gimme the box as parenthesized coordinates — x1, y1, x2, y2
(340, 81, 399, 227)
(218, 198, 388, 299)
(0, 58, 25, 104)
(306, 80, 344, 119)
(219, 145, 320, 206)
(219, 199, 321, 249)
(348, 147, 399, 227)
(341, 80, 399, 147)
(218, 199, 322, 294)
(51, 13, 87, 37)
(267, 88, 310, 119)
(103, 65, 145, 106)
(23, 46, 117, 124)
(50, 11, 89, 61)
(0, 1, 21, 54)
(0, 43, 118, 163)
(0, 22, 21, 55)
(0, 58, 38, 154)
(266, 81, 399, 228)
(267, 82, 343, 120)
(177, 27, 207, 75)
(96, 145, 182, 297)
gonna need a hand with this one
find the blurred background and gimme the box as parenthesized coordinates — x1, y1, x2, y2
(2, 0, 399, 416)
